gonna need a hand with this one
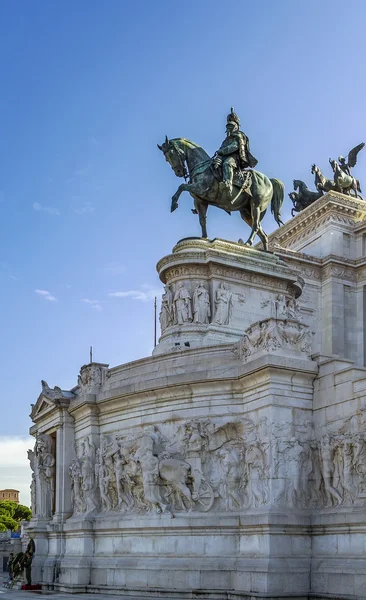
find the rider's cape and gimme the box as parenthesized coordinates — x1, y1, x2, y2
(237, 131, 258, 169)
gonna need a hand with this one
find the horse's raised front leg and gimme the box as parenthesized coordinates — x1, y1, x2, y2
(171, 183, 198, 212)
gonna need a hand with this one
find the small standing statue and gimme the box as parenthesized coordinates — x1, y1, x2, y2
(213, 282, 232, 326)
(212, 108, 258, 197)
(193, 283, 211, 324)
(173, 282, 192, 324)
(159, 284, 174, 331)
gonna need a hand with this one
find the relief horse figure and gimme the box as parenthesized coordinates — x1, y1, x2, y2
(158, 137, 284, 252)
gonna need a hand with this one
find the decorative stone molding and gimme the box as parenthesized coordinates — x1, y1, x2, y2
(77, 363, 109, 394)
(235, 317, 314, 363)
(269, 192, 366, 250)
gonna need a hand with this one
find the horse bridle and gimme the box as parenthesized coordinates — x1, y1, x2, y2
(168, 141, 189, 181)
(167, 141, 211, 182)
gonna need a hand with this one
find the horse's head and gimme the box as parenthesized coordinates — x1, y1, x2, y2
(293, 179, 302, 191)
(157, 136, 186, 178)
(311, 164, 318, 175)
(289, 191, 299, 204)
(329, 158, 338, 173)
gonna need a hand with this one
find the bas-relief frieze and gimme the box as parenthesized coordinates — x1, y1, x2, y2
(69, 418, 271, 516)
(68, 412, 366, 517)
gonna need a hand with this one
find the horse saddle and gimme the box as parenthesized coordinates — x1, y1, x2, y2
(211, 163, 252, 191)
(233, 169, 252, 190)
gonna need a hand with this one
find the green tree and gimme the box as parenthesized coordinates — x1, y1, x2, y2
(0, 501, 32, 532)
(13, 504, 32, 522)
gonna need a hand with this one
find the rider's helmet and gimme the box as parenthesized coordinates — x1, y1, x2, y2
(226, 107, 240, 130)
(338, 155, 345, 163)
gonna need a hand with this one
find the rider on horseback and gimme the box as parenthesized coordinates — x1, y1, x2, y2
(212, 108, 258, 195)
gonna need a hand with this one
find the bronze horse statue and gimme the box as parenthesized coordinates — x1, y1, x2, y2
(329, 159, 362, 198)
(158, 137, 284, 252)
(289, 179, 323, 216)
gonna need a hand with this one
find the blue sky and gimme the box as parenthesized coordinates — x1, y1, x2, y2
(1, 0, 366, 503)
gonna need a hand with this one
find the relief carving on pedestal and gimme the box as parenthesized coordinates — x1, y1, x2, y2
(159, 284, 174, 332)
(78, 364, 106, 394)
(69, 418, 271, 516)
(212, 282, 232, 326)
(193, 283, 211, 324)
(235, 294, 313, 362)
(68, 413, 366, 515)
(173, 282, 193, 325)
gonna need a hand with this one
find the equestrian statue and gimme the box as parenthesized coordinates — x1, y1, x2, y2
(312, 143, 364, 198)
(158, 108, 284, 252)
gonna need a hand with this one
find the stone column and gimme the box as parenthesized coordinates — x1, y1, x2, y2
(53, 404, 75, 522)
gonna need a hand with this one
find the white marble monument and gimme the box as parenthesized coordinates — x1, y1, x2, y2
(26, 192, 366, 599)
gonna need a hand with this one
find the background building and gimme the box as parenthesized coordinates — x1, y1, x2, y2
(0, 490, 19, 504)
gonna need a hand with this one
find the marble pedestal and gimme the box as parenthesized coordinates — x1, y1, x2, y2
(27, 213, 366, 599)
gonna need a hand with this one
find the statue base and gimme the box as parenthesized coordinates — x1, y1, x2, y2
(28, 199, 366, 600)
(154, 237, 303, 355)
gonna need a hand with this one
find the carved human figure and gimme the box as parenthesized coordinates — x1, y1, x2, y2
(218, 446, 243, 509)
(320, 435, 342, 506)
(80, 437, 99, 512)
(285, 297, 301, 321)
(286, 438, 307, 506)
(27, 449, 37, 515)
(173, 282, 192, 324)
(69, 458, 84, 514)
(159, 285, 174, 332)
(342, 438, 357, 503)
(213, 282, 232, 326)
(35, 435, 55, 518)
(353, 432, 366, 497)
(308, 440, 324, 506)
(113, 446, 134, 510)
(95, 448, 112, 512)
(193, 283, 211, 324)
(245, 439, 269, 507)
(183, 420, 206, 499)
(101, 440, 118, 509)
(134, 428, 166, 513)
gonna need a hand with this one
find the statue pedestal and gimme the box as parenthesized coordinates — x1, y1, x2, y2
(154, 238, 303, 355)
(29, 209, 366, 599)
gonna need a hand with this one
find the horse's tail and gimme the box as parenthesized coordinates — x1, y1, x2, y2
(270, 178, 285, 226)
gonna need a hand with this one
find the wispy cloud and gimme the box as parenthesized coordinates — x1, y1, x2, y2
(109, 285, 162, 302)
(9, 275, 19, 281)
(106, 262, 126, 276)
(81, 298, 103, 311)
(33, 202, 60, 216)
(35, 289, 57, 302)
(72, 202, 95, 215)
